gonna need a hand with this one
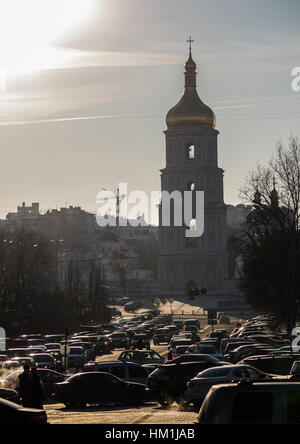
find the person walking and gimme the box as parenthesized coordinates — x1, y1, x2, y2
(30, 366, 44, 409)
(19, 364, 32, 408)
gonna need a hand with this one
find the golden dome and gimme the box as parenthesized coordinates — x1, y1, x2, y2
(166, 50, 216, 130)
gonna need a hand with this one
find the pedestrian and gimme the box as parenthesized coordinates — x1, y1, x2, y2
(30, 366, 44, 409)
(18, 364, 32, 408)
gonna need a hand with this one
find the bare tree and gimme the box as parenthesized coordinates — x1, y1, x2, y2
(238, 136, 300, 325)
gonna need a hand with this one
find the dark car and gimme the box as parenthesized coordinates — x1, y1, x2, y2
(173, 321, 184, 331)
(118, 350, 165, 366)
(221, 338, 256, 355)
(0, 398, 48, 425)
(186, 344, 224, 360)
(54, 372, 149, 408)
(70, 342, 96, 361)
(147, 361, 222, 406)
(125, 301, 141, 313)
(166, 354, 224, 366)
(108, 332, 130, 350)
(0, 388, 20, 404)
(130, 334, 150, 350)
(1, 368, 67, 399)
(84, 361, 149, 384)
(198, 382, 300, 424)
(153, 328, 172, 345)
(224, 340, 257, 356)
(168, 338, 195, 359)
(44, 334, 65, 343)
(73, 335, 112, 355)
(210, 330, 229, 340)
(240, 354, 300, 375)
(7, 348, 29, 358)
(228, 345, 270, 364)
(30, 353, 55, 370)
(184, 319, 200, 333)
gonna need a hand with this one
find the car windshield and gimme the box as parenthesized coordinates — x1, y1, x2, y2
(197, 367, 230, 378)
(69, 348, 83, 354)
(4, 370, 22, 381)
(197, 346, 218, 354)
(173, 340, 192, 346)
(12, 358, 32, 364)
(150, 352, 162, 360)
(67, 374, 87, 383)
(33, 355, 53, 362)
(177, 347, 188, 352)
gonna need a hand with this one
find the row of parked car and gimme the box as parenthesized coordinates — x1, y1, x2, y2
(195, 315, 300, 424)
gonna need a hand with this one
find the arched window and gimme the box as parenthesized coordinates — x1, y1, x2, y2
(190, 219, 197, 231)
(187, 181, 196, 191)
(186, 144, 195, 159)
(185, 220, 198, 249)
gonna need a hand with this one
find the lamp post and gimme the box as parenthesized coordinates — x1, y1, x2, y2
(50, 239, 64, 286)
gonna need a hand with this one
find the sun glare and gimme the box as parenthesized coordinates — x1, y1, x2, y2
(0, 0, 94, 77)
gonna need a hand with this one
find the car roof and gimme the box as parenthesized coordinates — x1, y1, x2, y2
(95, 361, 141, 367)
(67, 371, 116, 380)
(200, 365, 248, 372)
(0, 398, 21, 410)
(163, 361, 209, 368)
(31, 353, 53, 357)
(122, 349, 155, 353)
(244, 354, 300, 361)
(211, 382, 300, 393)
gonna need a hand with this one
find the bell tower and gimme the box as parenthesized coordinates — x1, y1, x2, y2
(158, 40, 227, 297)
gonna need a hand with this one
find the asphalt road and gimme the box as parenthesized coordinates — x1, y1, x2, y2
(45, 402, 198, 425)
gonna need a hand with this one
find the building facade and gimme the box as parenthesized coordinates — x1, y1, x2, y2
(159, 47, 227, 297)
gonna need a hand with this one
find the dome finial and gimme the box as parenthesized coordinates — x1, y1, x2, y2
(187, 36, 194, 56)
(271, 176, 279, 207)
(185, 37, 197, 88)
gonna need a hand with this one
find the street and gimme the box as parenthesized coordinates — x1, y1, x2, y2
(43, 303, 240, 424)
(45, 402, 198, 425)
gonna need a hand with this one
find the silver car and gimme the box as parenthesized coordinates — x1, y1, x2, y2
(184, 365, 272, 410)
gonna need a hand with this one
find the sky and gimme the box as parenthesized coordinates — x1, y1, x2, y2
(0, 0, 299, 223)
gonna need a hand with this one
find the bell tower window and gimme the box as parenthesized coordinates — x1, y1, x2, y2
(187, 181, 195, 191)
(186, 144, 195, 159)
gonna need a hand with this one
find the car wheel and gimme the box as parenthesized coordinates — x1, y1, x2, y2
(157, 392, 174, 407)
(64, 401, 78, 409)
(192, 401, 203, 412)
(175, 396, 187, 408)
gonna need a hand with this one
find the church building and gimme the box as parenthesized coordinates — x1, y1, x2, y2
(158, 41, 227, 297)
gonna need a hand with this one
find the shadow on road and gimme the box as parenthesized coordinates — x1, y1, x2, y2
(55, 401, 158, 413)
